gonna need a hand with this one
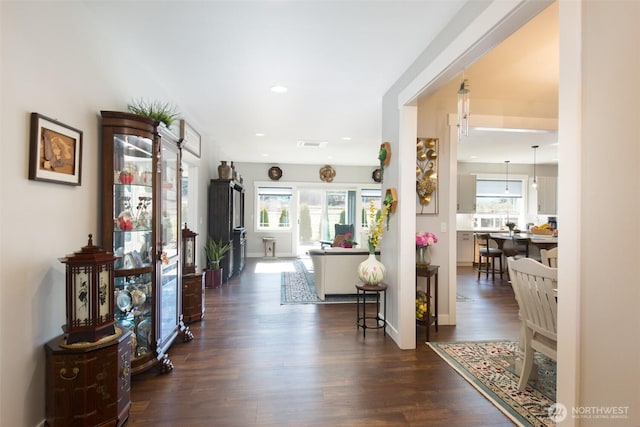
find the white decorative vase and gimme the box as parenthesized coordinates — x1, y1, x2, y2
(358, 253, 386, 285)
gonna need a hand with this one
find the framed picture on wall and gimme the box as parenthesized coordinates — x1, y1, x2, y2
(29, 113, 83, 186)
(180, 119, 201, 158)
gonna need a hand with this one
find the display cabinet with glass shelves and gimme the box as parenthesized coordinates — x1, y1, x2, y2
(101, 111, 191, 375)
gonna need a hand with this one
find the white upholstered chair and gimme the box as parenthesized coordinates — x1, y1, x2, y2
(540, 247, 558, 268)
(507, 257, 558, 391)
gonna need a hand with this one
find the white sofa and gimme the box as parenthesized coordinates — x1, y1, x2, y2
(308, 247, 381, 300)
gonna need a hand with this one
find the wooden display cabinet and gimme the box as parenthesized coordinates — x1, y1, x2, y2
(45, 330, 131, 427)
(182, 272, 205, 323)
(100, 111, 191, 375)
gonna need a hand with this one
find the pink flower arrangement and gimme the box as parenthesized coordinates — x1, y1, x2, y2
(340, 232, 357, 248)
(416, 232, 438, 247)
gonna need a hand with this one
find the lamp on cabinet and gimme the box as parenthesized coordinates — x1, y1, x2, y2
(59, 234, 117, 344)
(182, 223, 197, 275)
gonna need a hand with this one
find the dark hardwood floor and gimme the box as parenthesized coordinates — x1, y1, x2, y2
(129, 260, 520, 426)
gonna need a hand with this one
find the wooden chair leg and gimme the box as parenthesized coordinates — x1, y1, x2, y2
(518, 341, 535, 391)
(498, 256, 503, 280)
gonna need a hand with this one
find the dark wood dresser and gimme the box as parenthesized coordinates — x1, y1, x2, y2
(44, 329, 131, 427)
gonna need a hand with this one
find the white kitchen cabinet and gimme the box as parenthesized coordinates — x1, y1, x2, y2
(536, 176, 557, 214)
(457, 174, 477, 213)
(457, 231, 475, 266)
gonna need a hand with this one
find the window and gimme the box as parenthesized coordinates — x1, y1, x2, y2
(257, 187, 293, 230)
(475, 179, 524, 228)
(361, 189, 382, 226)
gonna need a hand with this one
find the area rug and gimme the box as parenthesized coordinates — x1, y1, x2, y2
(281, 259, 375, 304)
(429, 341, 556, 427)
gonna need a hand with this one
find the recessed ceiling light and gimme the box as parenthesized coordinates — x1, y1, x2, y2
(297, 139, 328, 148)
(342, 136, 352, 141)
(255, 133, 265, 137)
(262, 153, 269, 157)
(271, 85, 288, 93)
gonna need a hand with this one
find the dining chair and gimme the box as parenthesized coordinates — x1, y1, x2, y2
(540, 247, 558, 268)
(320, 224, 355, 248)
(507, 257, 558, 391)
(476, 233, 503, 280)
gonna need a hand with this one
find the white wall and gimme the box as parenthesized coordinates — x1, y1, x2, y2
(557, 1, 640, 425)
(233, 162, 380, 258)
(0, 3, 217, 426)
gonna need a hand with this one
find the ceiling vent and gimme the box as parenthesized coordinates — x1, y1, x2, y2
(297, 139, 328, 148)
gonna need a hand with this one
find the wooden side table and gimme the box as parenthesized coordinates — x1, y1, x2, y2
(355, 282, 388, 338)
(416, 265, 439, 342)
(262, 237, 276, 257)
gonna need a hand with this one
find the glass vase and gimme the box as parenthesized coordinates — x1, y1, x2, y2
(357, 254, 386, 285)
(416, 245, 431, 267)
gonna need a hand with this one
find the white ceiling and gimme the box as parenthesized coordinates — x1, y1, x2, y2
(84, 1, 556, 167)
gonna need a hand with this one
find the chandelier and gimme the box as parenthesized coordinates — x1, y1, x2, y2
(531, 145, 539, 189)
(457, 75, 470, 139)
(505, 160, 510, 194)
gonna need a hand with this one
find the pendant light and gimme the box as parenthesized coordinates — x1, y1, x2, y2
(457, 74, 470, 140)
(504, 160, 510, 194)
(531, 145, 539, 189)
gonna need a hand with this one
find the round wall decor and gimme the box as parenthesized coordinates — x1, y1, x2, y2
(372, 168, 382, 183)
(319, 165, 336, 182)
(268, 166, 282, 181)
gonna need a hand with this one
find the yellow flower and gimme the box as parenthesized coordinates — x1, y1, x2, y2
(365, 200, 391, 253)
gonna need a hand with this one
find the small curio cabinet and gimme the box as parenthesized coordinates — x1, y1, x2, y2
(100, 111, 192, 375)
(181, 223, 204, 323)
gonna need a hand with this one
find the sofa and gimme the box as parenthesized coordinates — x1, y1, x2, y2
(308, 247, 381, 300)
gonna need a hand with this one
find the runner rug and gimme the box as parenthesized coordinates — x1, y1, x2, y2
(429, 340, 557, 427)
(281, 259, 375, 304)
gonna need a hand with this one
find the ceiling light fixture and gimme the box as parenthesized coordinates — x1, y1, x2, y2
(341, 136, 352, 141)
(296, 139, 327, 148)
(255, 133, 265, 137)
(531, 145, 539, 189)
(457, 73, 470, 140)
(270, 85, 288, 93)
(505, 160, 510, 194)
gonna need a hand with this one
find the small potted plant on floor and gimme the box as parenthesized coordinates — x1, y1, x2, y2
(204, 236, 232, 288)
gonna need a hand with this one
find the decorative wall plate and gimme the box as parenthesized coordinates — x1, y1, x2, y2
(319, 165, 336, 182)
(268, 166, 282, 180)
(116, 290, 132, 312)
(372, 168, 382, 183)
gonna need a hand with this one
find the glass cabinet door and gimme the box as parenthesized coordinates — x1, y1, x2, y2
(111, 132, 155, 361)
(158, 138, 180, 348)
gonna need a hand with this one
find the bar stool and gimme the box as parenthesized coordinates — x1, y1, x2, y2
(476, 233, 503, 280)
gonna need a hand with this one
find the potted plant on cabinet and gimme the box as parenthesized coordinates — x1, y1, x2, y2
(204, 236, 232, 288)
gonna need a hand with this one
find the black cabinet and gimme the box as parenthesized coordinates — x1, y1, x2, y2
(208, 179, 245, 283)
(233, 228, 247, 275)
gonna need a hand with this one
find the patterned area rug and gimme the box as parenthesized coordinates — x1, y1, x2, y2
(281, 259, 375, 304)
(429, 341, 556, 427)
